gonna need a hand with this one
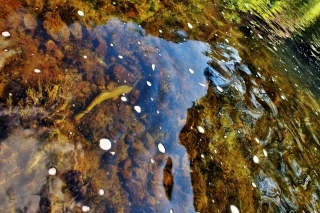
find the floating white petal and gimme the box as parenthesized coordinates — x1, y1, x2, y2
(263, 149, 268, 157)
(77, 10, 85, 17)
(2, 31, 10, 37)
(253, 155, 259, 164)
(152, 64, 155, 71)
(187, 23, 193, 29)
(230, 205, 240, 213)
(34, 69, 41, 73)
(82, 205, 90, 212)
(217, 86, 223, 92)
(197, 126, 205, 133)
(158, 143, 166, 153)
(146, 81, 152, 86)
(98, 189, 105, 196)
(134, 106, 141, 113)
(48, 167, 57, 176)
(188, 68, 194, 74)
(99, 138, 112, 151)
(254, 138, 260, 144)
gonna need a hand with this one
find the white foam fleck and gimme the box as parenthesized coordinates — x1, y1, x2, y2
(82, 206, 90, 212)
(150, 159, 154, 163)
(201, 154, 204, 158)
(198, 83, 206, 87)
(77, 10, 85, 17)
(110, 151, 115, 155)
(99, 138, 112, 151)
(197, 126, 205, 133)
(110, 43, 114, 46)
(134, 106, 141, 113)
(159, 29, 162, 33)
(152, 64, 155, 71)
(98, 189, 105, 196)
(258, 34, 263, 39)
(189, 68, 194, 74)
(281, 95, 286, 100)
(230, 205, 240, 213)
(118, 55, 123, 59)
(48, 167, 57, 176)
(225, 38, 229, 43)
(187, 23, 193, 29)
(156, 110, 159, 114)
(146, 81, 152, 86)
(34, 69, 41, 73)
(217, 86, 223, 92)
(121, 96, 127, 102)
(2, 31, 10, 37)
(253, 155, 259, 164)
(83, 55, 87, 59)
(252, 182, 257, 187)
(158, 143, 166, 153)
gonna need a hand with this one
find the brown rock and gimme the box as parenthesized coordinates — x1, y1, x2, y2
(129, 88, 140, 104)
(43, 12, 70, 43)
(23, 13, 38, 33)
(69, 23, 82, 40)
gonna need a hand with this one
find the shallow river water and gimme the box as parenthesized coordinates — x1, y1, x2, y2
(0, 0, 320, 213)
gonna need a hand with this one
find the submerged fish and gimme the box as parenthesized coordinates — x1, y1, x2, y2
(74, 85, 133, 121)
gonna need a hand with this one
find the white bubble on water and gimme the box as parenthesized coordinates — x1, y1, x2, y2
(118, 55, 123, 59)
(146, 81, 152, 86)
(188, 68, 194, 74)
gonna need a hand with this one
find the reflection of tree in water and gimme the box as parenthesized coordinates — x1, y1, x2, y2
(179, 62, 320, 212)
